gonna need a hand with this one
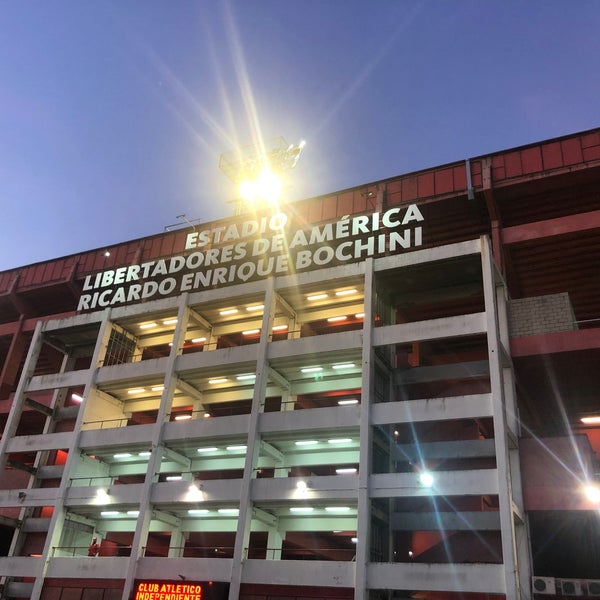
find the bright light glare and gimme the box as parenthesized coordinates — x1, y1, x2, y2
(581, 416, 600, 425)
(239, 168, 283, 204)
(584, 483, 600, 503)
(419, 472, 434, 487)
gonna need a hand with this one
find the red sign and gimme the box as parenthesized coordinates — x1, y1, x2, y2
(134, 582, 202, 600)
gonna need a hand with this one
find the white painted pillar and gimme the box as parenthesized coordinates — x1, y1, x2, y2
(355, 258, 376, 600)
(481, 236, 531, 600)
(229, 278, 276, 600)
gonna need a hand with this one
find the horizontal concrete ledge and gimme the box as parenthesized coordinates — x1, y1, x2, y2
(0, 556, 42, 577)
(46, 556, 128, 578)
(137, 556, 232, 581)
(367, 561, 505, 594)
(242, 558, 355, 588)
(371, 394, 493, 425)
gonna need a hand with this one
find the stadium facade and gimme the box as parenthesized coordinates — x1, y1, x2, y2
(1, 128, 600, 600)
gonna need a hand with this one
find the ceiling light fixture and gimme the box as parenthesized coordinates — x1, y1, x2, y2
(246, 304, 264, 312)
(301, 366, 322, 374)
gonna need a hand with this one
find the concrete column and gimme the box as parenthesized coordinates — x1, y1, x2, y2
(168, 529, 186, 558)
(229, 278, 276, 600)
(481, 236, 531, 600)
(29, 309, 113, 600)
(355, 258, 375, 600)
(267, 528, 283, 560)
(121, 295, 192, 600)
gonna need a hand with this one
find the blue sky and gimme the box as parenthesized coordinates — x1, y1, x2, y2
(1, 1, 599, 270)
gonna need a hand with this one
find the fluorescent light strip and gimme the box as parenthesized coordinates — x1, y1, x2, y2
(208, 378, 228, 385)
(581, 416, 600, 424)
(219, 308, 238, 316)
(236, 374, 256, 381)
(138, 451, 151, 458)
(127, 510, 140, 516)
(332, 363, 354, 370)
(162, 318, 178, 325)
(71, 393, 83, 402)
(336, 468, 357, 474)
(325, 506, 351, 513)
(295, 440, 318, 446)
(338, 399, 359, 406)
(174, 414, 192, 421)
(188, 509, 209, 516)
(307, 293, 328, 301)
(139, 322, 157, 330)
(151, 385, 164, 392)
(191, 337, 206, 343)
(335, 289, 357, 296)
(113, 453, 131, 459)
(301, 367, 322, 373)
(166, 475, 182, 481)
(226, 445, 247, 451)
(355, 313, 365, 319)
(242, 329, 260, 336)
(197, 447, 218, 453)
(290, 507, 314, 513)
(127, 388, 145, 395)
(218, 508, 239, 515)
(272, 324, 288, 331)
(327, 316, 347, 323)
(101, 511, 119, 516)
(246, 304, 264, 312)
(328, 438, 352, 444)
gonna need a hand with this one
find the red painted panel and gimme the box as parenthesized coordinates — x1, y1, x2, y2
(337, 192, 354, 216)
(583, 144, 600, 161)
(307, 199, 323, 223)
(402, 176, 418, 201)
(417, 173, 434, 197)
(490, 156, 505, 182)
(452, 165, 467, 190)
(92, 253, 105, 271)
(561, 137, 584, 165)
(504, 152, 523, 178)
(542, 141, 563, 169)
(160, 236, 175, 257)
(521, 146, 543, 174)
(50, 261, 63, 281)
(387, 180, 402, 196)
(33, 264, 46, 285)
(321, 197, 338, 220)
(581, 131, 600, 148)
(352, 190, 367, 213)
(434, 168, 454, 195)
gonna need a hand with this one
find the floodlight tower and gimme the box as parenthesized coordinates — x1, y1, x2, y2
(219, 137, 306, 214)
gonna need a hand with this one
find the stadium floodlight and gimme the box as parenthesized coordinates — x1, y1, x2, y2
(219, 137, 305, 213)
